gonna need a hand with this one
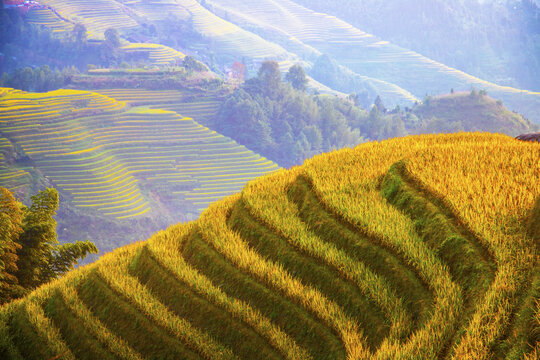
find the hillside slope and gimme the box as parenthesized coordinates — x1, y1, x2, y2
(412, 92, 537, 136)
(1, 133, 538, 359)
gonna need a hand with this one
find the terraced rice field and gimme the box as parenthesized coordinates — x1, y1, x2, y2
(1, 133, 537, 359)
(36, 0, 298, 68)
(178, 0, 292, 63)
(96, 88, 222, 124)
(0, 88, 146, 219)
(90, 106, 278, 212)
(0, 87, 278, 219)
(124, 0, 190, 22)
(205, 0, 540, 118)
(25, 7, 74, 33)
(38, 0, 138, 38)
(0, 136, 32, 196)
(121, 43, 186, 67)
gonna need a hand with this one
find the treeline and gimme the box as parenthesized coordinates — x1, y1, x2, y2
(0, 9, 133, 79)
(0, 187, 97, 304)
(214, 62, 537, 168)
(0, 65, 78, 92)
(309, 54, 374, 109)
(214, 62, 365, 167)
(1, 11, 110, 72)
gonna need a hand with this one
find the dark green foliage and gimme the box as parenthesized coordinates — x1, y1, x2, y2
(358, 106, 406, 141)
(215, 61, 364, 167)
(309, 54, 374, 108)
(99, 28, 122, 65)
(15, 188, 60, 289)
(104, 28, 121, 49)
(216, 62, 535, 169)
(183, 229, 346, 360)
(132, 246, 282, 360)
(183, 55, 207, 72)
(0, 188, 23, 303)
(257, 60, 282, 98)
(0, 187, 97, 303)
(374, 96, 386, 113)
(50, 240, 98, 277)
(0, 65, 78, 92)
(72, 23, 88, 45)
(285, 64, 308, 91)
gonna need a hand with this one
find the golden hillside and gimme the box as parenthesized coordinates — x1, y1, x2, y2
(1, 133, 538, 359)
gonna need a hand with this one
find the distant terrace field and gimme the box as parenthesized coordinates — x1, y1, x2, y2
(0, 133, 537, 359)
(0, 87, 278, 220)
(38, 0, 138, 39)
(25, 7, 73, 33)
(121, 43, 186, 67)
(0, 135, 32, 197)
(95, 88, 222, 124)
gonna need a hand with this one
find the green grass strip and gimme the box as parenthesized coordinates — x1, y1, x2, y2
(7, 302, 55, 360)
(381, 161, 496, 293)
(0, 306, 23, 360)
(146, 224, 311, 360)
(288, 175, 434, 330)
(496, 272, 540, 359)
(58, 284, 143, 360)
(380, 160, 497, 357)
(7, 298, 75, 360)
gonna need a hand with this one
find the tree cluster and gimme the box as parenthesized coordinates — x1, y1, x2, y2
(215, 61, 366, 167)
(309, 54, 373, 109)
(0, 11, 109, 72)
(0, 64, 78, 92)
(0, 9, 139, 83)
(0, 187, 98, 304)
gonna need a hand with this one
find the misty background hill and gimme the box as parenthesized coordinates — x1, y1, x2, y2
(294, 0, 540, 91)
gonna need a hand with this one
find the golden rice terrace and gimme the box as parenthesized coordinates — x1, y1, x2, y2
(0, 133, 538, 359)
